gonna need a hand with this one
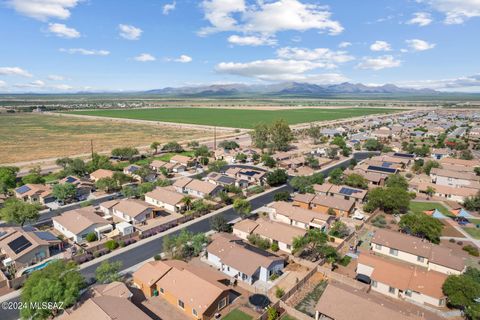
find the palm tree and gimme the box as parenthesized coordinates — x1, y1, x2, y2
(426, 186, 436, 199)
(182, 196, 192, 211)
(150, 141, 160, 155)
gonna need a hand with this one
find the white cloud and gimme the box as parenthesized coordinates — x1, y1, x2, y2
(199, 0, 343, 37)
(59, 48, 110, 56)
(7, 0, 80, 21)
(421, 0, 480, 24)
(398, 74, 480, 91)
(48, 23, 80, 38)
(134, 53, 156, 62)
(227, 35, 276, 46)
(338, 41, 351, 48)
(370, 41, 392, 52)
(51, 84, 73, 90)
(47, 74, 65, 81)
(118, 24, 142, 40)
(0, 80, 6, 87)
(406, 12, 433, 26)
(0, 66, 33, 77)
(357, 55, 401, 70)
(276, 47, 354, 67)
(406, 39, 436, 51)
(174, 55, 193, 63)
(15, 80, 45, 88)
(216, 59, 347, 83)
(163, 1, 176, 15)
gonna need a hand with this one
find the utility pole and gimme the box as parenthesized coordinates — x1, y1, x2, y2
(214, 126, 217, 150)
(90, 139, 94, 160)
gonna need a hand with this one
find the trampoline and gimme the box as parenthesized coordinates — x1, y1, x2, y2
(249, 294, 271, 310)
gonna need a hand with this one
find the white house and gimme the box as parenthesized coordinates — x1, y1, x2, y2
(100, 199, 152, 226)
(144, 187, 185, 213)
(206, 233, 284, 285)
(53, 208, 112, 243)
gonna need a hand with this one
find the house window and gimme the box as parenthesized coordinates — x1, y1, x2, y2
(375, 244, 382, 250)
(218, 297, 227, 310)
(417, 256, 425, 263)
(178, 300, 184, 309)
(227, 266, 230, 271)
(371, 280, 377, 288)
(405, 290, 412, 297)
(389, 248, 398, 256)
(159, 287, 164, 294)
(389, 286, 396, 294)
(286, 244, 291, 250)
(192, 309, 198, 317)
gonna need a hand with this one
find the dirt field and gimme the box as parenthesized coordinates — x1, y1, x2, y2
(0, 113, 218, 164)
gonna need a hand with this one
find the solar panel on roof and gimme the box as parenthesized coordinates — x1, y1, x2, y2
(8, 235, 32, 254)
(65, 176, 77, 183)
(393, 152, 415, 158)
(0, 231, 7, 238)
(242, 170, 258, 177)
(339, 187, 362, 196)
(22, 226, 36, 232)
(367, 165, 397, 174)
(15, 185, 31, 194)
(34, 231, 59, 241)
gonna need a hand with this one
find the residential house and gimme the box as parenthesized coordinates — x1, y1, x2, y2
(225, 167, 266, 186)
(233, 219, 306, 253)
(53, 207, 113, 243)
(174, 178, 223, 198)
(89, 169, 114, 182)
(205, 172, 238, 188)
(133, 260, 230, 320)
(370, 229, 466, 275)
(100, 199, 152, 225)
(14, 184, 54, 204)
(0, 227, 61, 268)
(310, 195, 355, 217)
(357, 252, 447, 307)
(145, 187, 186, 213)
(269, 201, 334, 231)
(413, 182, 477, 202)
(170, 154, 194, 167)
(59, 176, 94, 201)
(206, 233, 284, 284)
(430, 168, 480, 190)
(315, 283, 418, 320)
(431, 148, 450, 160)
(312, 183, 367, 204)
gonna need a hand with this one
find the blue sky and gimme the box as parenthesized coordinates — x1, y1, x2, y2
(1, 0, 480, 93)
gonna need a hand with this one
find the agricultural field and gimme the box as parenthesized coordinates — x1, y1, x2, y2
(0, 114, 217, 164)
(68, 107, 400, 128)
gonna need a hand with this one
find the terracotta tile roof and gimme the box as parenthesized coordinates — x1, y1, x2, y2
(111, 199, 151, 218)
(53, 207, 110, 235)
(89, 169, 114, 180)
(65, 296, 150, 320)
(252, 219, 306, 246)
(145, 187, 184, 206)
(270, 201, 331, 224)
(311, 195, 355, 212)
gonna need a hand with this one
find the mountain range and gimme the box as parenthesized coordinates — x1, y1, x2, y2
(142, 82, 438, 97)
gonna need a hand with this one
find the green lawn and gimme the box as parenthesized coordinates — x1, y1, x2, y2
(68, 107, 399, 129)
(463, 227, 480, 240)
(409, 201, 451, 217)
(281, 315, 299, 320)
(222, 309, 253, 320)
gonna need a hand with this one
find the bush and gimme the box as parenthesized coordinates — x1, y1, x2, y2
(338, 255, 352, 266)
(275, 286, 284, 298)
(93, 251, 100, 258)
(457, 241, 463, 246)
(119, 240, 126, 248)
(371, 215, 387, 228)
(105, 240, 119, 251)
(85, 232, 97, 242)
(154, 254, 162, 261)
(463, 245, 479, 257)
(271, 242, 279, 252)
(449, 238, 456, 243)
(247, 234, 271, 250)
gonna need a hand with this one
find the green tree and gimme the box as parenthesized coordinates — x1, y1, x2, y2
(344, 173, 368, 189)
(162, 141, 184, 153)
(0, 198, 40, 226)
(308, 124, 322, 144)
(261, 154, 276, 168)
(233, 198, 252, 217)
(22, 167, 45, 185)
(95, 177, 119, 193)
(85, 232, 97, 242)
(210, 215, 232, 232)
(399, 212, 443, 244)
(364, 187, 410, 214)
(474, 167, 480, 176)
(442, 267, 480, 320)
(329, 221, 350, 239)
(266, 169, 288, 186)
(363, 139, 383, 151)
(182, 196, 193, 211)
(86, 153, 113, 172)
(20, 260, 85, 320)
(328, 167, 344, 185)
(218, 140, 239, 150)
(0, 166, 19, 194)
(194, 145, 211, 157)
(112, 171, 131, 185)
(306, 155, 319, 168)
(269, 119, 294, 151)
(267, 306, 279, 320)
(111, 147, 139, 161)
(274, 191, 290, 202)
(423, 160, 440, 175)
(208, 160, 227, 172)
(235, 153, 247, 163)
(150, 141, 160, 154)
(52, 183, 77, 203)
(290, 176, 315, 194)
(386, 174, 408, 190)
(426, 186, 436, 198)
(331, 136, 346, 148)
(95, 260, 123, 284)
(250, 123, 270, 151)
(463, 192, 480, 212)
